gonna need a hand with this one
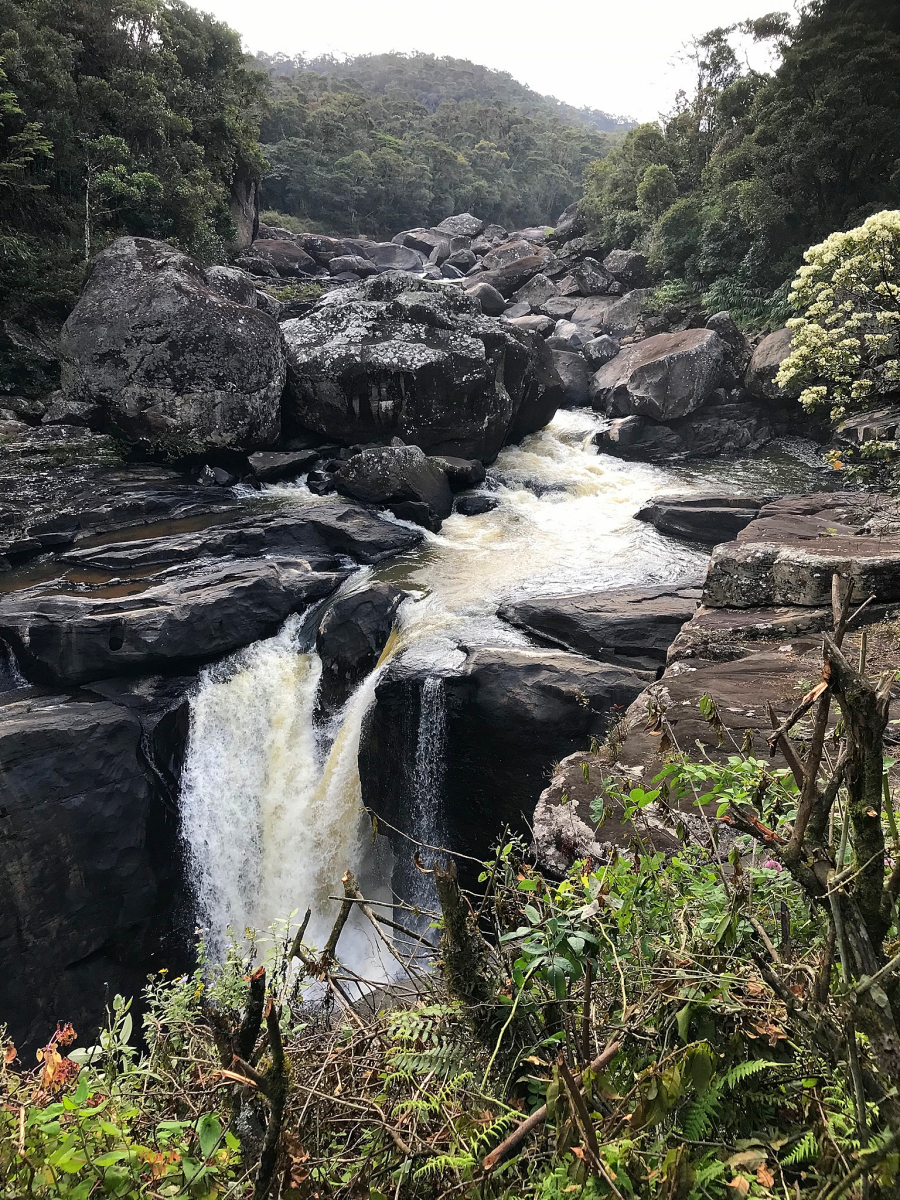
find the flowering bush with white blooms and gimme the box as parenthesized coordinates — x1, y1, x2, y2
(777, 210, 900, 421)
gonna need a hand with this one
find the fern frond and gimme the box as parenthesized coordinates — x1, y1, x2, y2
(781, 1129, 818, 1166)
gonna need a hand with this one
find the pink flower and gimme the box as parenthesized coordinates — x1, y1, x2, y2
(763, 860, 782, 872)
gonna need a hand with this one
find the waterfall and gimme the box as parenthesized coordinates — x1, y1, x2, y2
(408, 676, 448, 905)
(179, 612, 390, 975)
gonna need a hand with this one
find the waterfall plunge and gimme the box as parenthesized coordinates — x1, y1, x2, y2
(408, 676, 447, 906)
(180, 613, 389, 975)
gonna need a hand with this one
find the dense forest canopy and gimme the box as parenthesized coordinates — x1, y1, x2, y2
(581, 0, 900, 325)
(0, 0, 265, 389)
(254, 51, 628, 238)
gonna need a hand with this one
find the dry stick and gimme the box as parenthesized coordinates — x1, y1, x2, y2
(748, 914, 782, 965)
(329, 894, 438, 948)
(342, 870, 425, 985)
(883, 774, 900, 855)
(481, 1040, 621, 1171)
(766, 703, 806, 791)
(322, 889, 355, 965)
(818, 1126, 900, 1200)
(288, 908, 312, 960)
(581, 960, 593, 1066)
(827, 885, 870, 1187)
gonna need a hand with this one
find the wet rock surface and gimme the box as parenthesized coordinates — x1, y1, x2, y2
(635, 495, 769, 545)
(498, 584, 701, 673)
(316, 582, 405, 712)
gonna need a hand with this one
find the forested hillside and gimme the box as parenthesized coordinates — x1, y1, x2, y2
(255, 52, 626, 237)
(0, 0, 265, 391)
(580, 0, 900, 325)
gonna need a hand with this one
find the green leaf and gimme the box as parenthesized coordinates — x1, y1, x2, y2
(524, 904, 541, 925)
(676, 1003, 693, 1043)
(197, 1112, 222, 1158)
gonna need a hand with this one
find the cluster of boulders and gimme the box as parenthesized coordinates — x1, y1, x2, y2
(0, 209, 807, 544)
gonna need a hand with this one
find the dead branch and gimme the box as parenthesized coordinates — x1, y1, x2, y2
(482, 1041, 621, 1171)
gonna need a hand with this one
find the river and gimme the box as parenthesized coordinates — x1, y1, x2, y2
(178, 410, 830, 973)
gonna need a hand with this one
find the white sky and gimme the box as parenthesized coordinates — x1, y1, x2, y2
(199, 0, 792, 122)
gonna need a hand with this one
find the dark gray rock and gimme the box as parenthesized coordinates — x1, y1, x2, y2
(504, 301, 532, 319)
(635, 494, 767, 545)
(745, 328, 796, 400)
(505, 314, 554, 336)
(428, 455, 486, 491)
(254, 290, 283, 319)
(513, 274, 559, 307)
(595, 398, 774, 461)
(498, 583, 700, 673)
(440, 263, 464, 279)
(359, 646, 647, 864)
(454, 492, 499, 515)
(550, 320, 583, 349)
(0, 560, 344, 686)
(464, 281, 506, 316)
(590, 329, 727, 421)
(60, 237, 285, 452)
(247, 238, 317, 276)
(42, 396, 102, 427)
(0, 690, 159, 1050)
(393, 228, 448, 257)
(292, 233, 355, 266)
(570, 290, 653, 340)
(328, 255, 378, 277)
(334, 445, 454, 530)
(583, 335, 621, 369)
(247, 450, 320, 481)
(366, 243, 425, 273)
(204, 265, 257, 307)
(435, 213, 485, 238)
(706, 311, 749, 382)
(552, 350, 591, 406)
(603, 249, 650, 289)
(316, 583, 405, 711)
(445, 247, 476, 271)
(478, 253, 558, 298)
(571, 257, 616, 296)
(537, 296, 579, 322)
(551, 202, 586, 242)
(282, 275, 561, 462)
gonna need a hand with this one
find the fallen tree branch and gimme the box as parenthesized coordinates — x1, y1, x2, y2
(482, 1041, 621, 1171)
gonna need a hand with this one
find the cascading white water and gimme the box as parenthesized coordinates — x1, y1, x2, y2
(408, 676, 448, 904)
(183, 411, 830, 958)
(180, 612, 391, 974)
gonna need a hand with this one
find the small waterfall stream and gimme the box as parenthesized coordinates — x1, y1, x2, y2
(179, 411, 831, 964)
(180, 611, 392, 974)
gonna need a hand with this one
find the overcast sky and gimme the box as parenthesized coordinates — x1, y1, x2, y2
(200, 0, 792, 122)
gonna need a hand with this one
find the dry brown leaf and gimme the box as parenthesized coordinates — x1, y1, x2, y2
(4, 1043, 16, 1065)
(727, 1177, 751, 1196)
(757, 1164, 775, 1188)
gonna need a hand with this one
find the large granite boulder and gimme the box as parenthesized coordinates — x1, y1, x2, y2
(0, 560, 344, 686)
(745, 327, 795, 400)
(282, 275, 562, 462)
(59, 237, 285, 452)
(498, 583, 701, 673)
(435, 213, 485, 238)
(595, 397, 774, 461)
(603, 249, 650, 289)
(247, 238, 317, 276)
(552, 350, 591, 407)
(316, 582, 405, 712)
(570, 290, 654, 340)
(590, 329, 728, 421)
(571, 257, 616, 296)
(333, 445, 454, 530)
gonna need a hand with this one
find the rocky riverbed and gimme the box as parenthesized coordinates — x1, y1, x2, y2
(1, 207, 896, 1050)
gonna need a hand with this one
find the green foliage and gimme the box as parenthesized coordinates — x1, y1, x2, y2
(0, 0, 266, 390)
(579, 1, 900, 329)
(778, 209, 900, 413)
(255, 52, 626, 237)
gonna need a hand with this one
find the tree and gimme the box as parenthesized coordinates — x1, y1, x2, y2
(637, 163, 677, 222)
(777, 209, 900, 418)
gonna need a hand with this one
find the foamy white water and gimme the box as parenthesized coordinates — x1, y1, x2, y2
(180, 612, 391, 973)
